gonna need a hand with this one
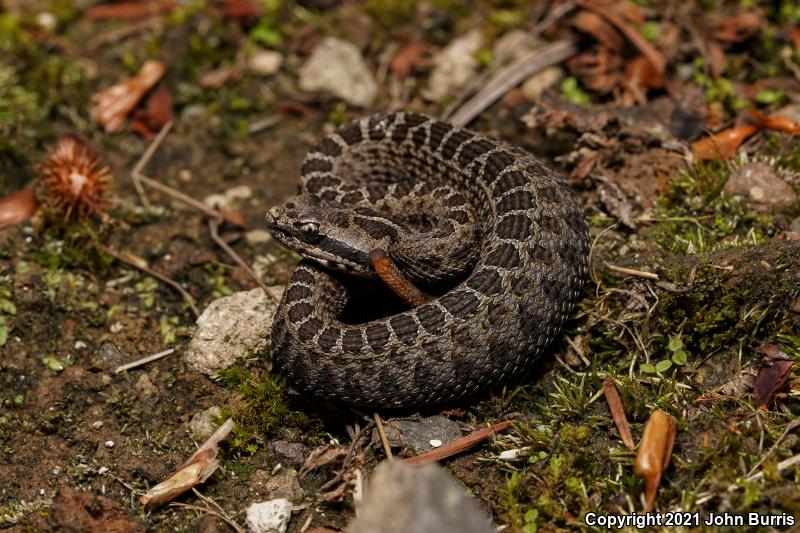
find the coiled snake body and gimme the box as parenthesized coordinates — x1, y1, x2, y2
(266, 113, 588, 408)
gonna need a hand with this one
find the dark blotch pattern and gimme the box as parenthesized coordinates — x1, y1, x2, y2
(440, 130, 472, 160)
(496, 214, 531, 240)
(389, 314, 419, 345)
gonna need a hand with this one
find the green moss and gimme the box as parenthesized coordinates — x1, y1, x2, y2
(214, 365, 319, 455)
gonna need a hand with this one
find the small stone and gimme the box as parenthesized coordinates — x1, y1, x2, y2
(268, 440, 308, 468)
(105, 440, 115, 449)
(422, 30, 483, 103)
(374, 416, 462, 455)
(724, 162, 797, 213)
(521, 66, 564, 100)
(203, 193, 228, 210)
(134, 373, 158, 398)
(245, 230, 273, 246)
(347, 460, 494, 533)
(249, 50, 283, 76)
(74, 340, 87, 350)
(52, 466, 62, 476)
(245, 498, 293, 533)
(225, 184, 253, 201)
(91, 421, 104, 429)
(251, 467, 303, 502)
(98, 466, 109, 475)
(429, 439, 443, 448)
(35, 11, 57, 31)
(299, 37, 377, 107)
(98, 342, 125, 369)
(184, 287, 285, 375)
(190, 406, 222, 441)
(109, 322, 123, 333)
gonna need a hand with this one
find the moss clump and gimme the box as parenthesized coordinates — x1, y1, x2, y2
(214, 365, 318, 455)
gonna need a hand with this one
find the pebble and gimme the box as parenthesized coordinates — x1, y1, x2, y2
(98, 466, 109, 475)
(245, 229, 273, 246)
(104, 440, 114, 449)
(249, 49, 283, 76)
(724, 162, 797, 213)
(269, 440, 308, 468)
(374, 415, 462, 455)
(299, 37, 377, 107)
(422, 29, 483, 102)
(348, 460, 494, 533)
(245, 498, 293, 533)
(184, 287, 285, 375)
(521, 66, 564, 100)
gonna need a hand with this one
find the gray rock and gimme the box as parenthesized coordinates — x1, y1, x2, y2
(347, 460, 494, 533)
(269, 440, 308, 468)
(375, 416, 463, 455)
(184, 287, 284, 375)
(245, 498, 293, 533)
(422, 30, 483, 103)
(298, 37, 377, 107)
(251, 466, 304, 502)
(724, 162, 798, 213)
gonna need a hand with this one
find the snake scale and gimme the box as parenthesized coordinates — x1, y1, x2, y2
(266, 112, 589, 408)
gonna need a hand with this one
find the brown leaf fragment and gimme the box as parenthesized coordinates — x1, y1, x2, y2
(622, 55, 663, 106)
(391, 41, 430, 80)
(571, 10, 623, 50)
(299, 444, 348, 478)
(92, 59, 166, 133)
(753, 359, 794, 408)
(691, 123, 761, 160)
(711, 12, 762, 43)
(634, 410, 676, 512)
(0, 188, 39, 229)
(603, 379, 635, 450)
(131, 83, 173, 138)
(199, 64, 243, 89)
(85, 1, 173, 21)
(220, 0, 262, 25)
(139, 418, 233, 509)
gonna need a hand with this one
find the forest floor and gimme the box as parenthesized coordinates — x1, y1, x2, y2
(1, 1, 799, 531)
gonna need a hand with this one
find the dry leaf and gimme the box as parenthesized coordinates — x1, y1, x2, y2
(92, 59, 166, 133)
(623, 55, 663, 105)
(220, 0, 262, 25)
(131, 84, 173, 138)
(691, 123, 760, 160)
(391, 42, 431, 80)
(299, 445, 348, 478)
(0, 188, 39, 229)
(603, 378, 635, 450)
(139, 418, 233, 509)
(711, 12, 762, 43)
(634, 410, 676, 512)
(753, 356, 794, 408)
(85, 1, 173, 21)
(571, 10, 623, 50)
(199, 65, 243, 89)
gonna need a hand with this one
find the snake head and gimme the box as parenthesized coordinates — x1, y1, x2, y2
(266, 193, 385, 277)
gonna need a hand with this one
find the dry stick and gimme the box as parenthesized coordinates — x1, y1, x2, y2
(130, 121, 175, 209)
(208, 218, 278, 304)
(114, 348, 175, 373)
(447, 39, 578, 127)
(103, 246, 200, 317)
(373, 412, 393, 459)
(442, 2, 576, 121)
(405, 421, 510, 465)
(169, 502, 245, 533)
(602, 378, 635, 450)
(605, 263, 660, 281)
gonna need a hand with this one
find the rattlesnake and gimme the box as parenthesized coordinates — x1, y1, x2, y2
(266, 113, 588, 408)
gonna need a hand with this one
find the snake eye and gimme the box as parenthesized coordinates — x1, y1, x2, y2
(296, 221, 322, 243)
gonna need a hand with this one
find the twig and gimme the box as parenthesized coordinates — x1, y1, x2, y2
(114, 348, 175, 373)
(103, 246, 200, 316)
(373, 412, 393, 459)
(605, 263, 660, 281)
(745, 418, 800, 478)
(447, 39, 577, 127)
(405, 421, 510, 465)
(170, 502, 245, 533)
(130, 121, 174, 209)
(208, 217, 277, 304)
(86, 18, 159, 51)
(603, 378, 635, 450)
(443, 2, 576, 121)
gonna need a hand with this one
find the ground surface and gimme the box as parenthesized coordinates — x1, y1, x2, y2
(1, 1, 800, 532)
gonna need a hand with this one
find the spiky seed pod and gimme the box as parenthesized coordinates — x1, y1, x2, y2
(41, 136, 112, 220)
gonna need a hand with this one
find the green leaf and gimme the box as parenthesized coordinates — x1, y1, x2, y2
(672, 350, 687, 366)
(0, 298, 15, 315)
(754, 89, 785, 105)
(667, 336, 683, 352)
(524, 509, 539, 523)
(523, 523, 538, 533)
(655, 359, 673, 373)
(640, 363, 657, 373)
(43, 356, 64, 372)
(560, 77, 590, 106)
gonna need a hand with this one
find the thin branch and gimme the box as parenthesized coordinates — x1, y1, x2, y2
(208, 217, 278, 304)
(115, 348, 175, 373)
(373, 412, 393, 459)
(606, 263, 660, 281)
(447, 39, 578, 127)
(103, 246, 200, 317)
(404, 421, 510, 465)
